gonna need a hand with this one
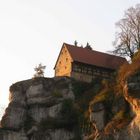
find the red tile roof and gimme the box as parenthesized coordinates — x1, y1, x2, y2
(64, 43, 127, 70)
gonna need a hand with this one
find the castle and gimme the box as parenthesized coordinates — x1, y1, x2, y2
(54, 43, 127, 82)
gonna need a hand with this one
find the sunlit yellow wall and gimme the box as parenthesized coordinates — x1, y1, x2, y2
(55, 45, 72, 77)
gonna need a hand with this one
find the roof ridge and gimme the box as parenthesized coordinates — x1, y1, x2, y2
(64, 42, 126, 60)
(92, 49, 126, 60)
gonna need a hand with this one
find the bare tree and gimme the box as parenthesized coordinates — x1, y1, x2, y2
(33, 63, 46, 78)
(113, 4, 140, 59)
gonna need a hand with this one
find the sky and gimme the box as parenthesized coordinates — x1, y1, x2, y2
(0, 0, 139, 106)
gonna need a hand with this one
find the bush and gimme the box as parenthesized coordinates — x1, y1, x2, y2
(72, 79, 102, 113)
(104, 109, 131, 134)
(72, 81, 90, 99)
(118, 50, 140, 84)
(116, 50, 140, 95)
(90, 79, 113, 104)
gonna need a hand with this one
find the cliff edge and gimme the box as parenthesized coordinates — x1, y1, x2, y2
(0, 77, 77, 140)
(0, 52, 140, 140)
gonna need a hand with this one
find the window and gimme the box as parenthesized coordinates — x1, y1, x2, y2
(88, 70, 92, 75)
(78, 68, 82, 72)
(72, 64, 83, 72)
(82, 67, 87, 73)
(66, 58, 68, 62)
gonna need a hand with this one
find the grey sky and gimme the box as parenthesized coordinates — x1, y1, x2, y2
(0, 0, 139, 105)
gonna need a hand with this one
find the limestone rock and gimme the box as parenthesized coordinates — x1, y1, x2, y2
(0, 129, 28, 140)
(31, 129, 74, 140)
(89, 102, 105, 131)
(29, 103, 62, 122)
(94, 72, 140, 140)
(1, 102, 26, 130)
(0, 77, 76, 140)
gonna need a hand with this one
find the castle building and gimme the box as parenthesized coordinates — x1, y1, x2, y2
(54, 43, 127, 82)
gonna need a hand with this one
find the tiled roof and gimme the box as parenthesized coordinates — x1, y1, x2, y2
(64, 43, 127, 70)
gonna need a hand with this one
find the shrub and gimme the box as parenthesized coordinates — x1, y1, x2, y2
(116, 50, 140, 95)
(72, 78, 102, 113)
(72, 81, 90, 99)
(90, 79, 113, 104)
(104, 108, 132, 135)
(118, 50, 140, 85)
(92, 88, 109, 104)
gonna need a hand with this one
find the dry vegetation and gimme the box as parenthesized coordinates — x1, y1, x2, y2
(104, 110, 131, 135)
(120, 50, 140, 80)
(117, 50, 140, 94)
(101, 51, 140, 135)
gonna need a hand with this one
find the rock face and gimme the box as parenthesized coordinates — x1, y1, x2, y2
(122, 72, 140, 140)
(89, 102, 105, 131)
(0, 77, 75, 140)
(1, 70, 140, 140)
(31, 129, 74, 140)
(88, 71, 140, 140)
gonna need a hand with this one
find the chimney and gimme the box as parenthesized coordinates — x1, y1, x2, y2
(74, 40, 78, 46)
(85, 42, 92, 50)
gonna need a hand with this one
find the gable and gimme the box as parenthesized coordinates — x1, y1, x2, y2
(54, 43, 73, 70)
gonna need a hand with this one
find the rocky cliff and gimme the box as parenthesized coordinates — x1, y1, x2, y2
(87, 73, 140, 140)
(0, 77, 77, 140)
(0, 53, 140, 140)
(87, 51, 140, 140)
